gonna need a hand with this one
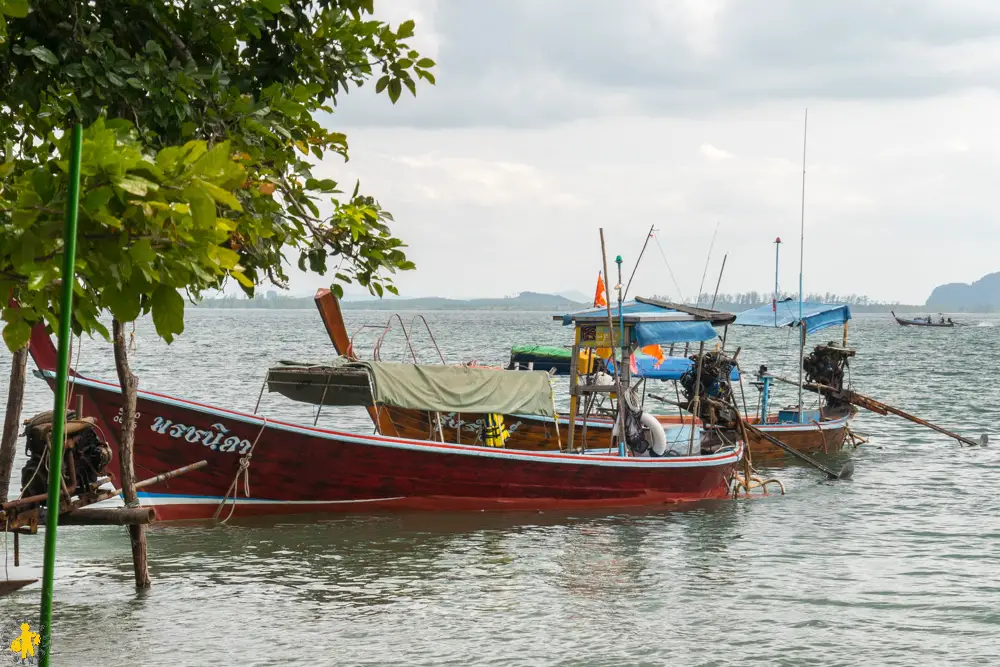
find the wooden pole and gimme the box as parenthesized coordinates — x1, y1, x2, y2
(768, 374, 982, 447)
(567, 327, 580, 452)
(58, 507, 155, 526)
(688, 341, 706, 454)
(599, 229, 625, 456)
(0, 346, 28, 502)
(112, 319, 151, 589)
(842, 321, 849, 347)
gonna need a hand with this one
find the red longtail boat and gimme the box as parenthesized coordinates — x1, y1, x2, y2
(26, 305, 743, 520)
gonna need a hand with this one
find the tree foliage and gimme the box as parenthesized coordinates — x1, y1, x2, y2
(1, 120, 251, 350)
(0, 0, 431, 351)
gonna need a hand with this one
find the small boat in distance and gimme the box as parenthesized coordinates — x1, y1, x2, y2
(892, 312, 958, 327)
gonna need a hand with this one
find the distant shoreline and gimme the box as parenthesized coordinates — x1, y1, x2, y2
(193, 296, 995, 314)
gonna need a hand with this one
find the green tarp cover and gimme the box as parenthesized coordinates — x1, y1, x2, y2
(359, 360, 555, 417)
(510, 345, 571, 360)
(269, 358, 555, 417)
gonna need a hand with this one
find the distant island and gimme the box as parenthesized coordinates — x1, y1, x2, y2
(926, 271, 1000, 311)
(194, 289, 933, 313)
(195, 291, 587, 311)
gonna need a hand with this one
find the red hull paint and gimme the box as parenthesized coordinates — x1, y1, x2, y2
(27, 327, 741, 521)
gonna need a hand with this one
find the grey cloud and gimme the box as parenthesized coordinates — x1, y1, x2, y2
(335, 0, 1000, 127)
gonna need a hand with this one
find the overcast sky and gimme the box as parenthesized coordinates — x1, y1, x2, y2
(288, 0, 1000, 304)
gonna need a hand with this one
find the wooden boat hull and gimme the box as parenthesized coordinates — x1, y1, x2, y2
(892, 311, 954, 327)
(738, 410, 856, 461)
(895, 319, 953, 327)
(28, 330, 742, 521)
(380, 406, 854, 462)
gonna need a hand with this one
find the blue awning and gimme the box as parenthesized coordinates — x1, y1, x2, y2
(633, 320, 719, 345)
(558, 300, 721, 345)
(610, 354, 740, 381)
(733, 300, 851, 334)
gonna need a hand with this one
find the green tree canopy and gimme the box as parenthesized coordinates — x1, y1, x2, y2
(0, 0, 431, 350)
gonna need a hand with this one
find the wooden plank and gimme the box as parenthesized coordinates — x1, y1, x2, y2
(0, 579, 37, 596)
(633, 296, 736, 324)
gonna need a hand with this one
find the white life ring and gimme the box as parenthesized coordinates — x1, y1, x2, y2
(612, 412, 668, 456)
(641, 413, 668, 456)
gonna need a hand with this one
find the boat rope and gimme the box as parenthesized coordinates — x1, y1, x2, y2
(652, 234, 686, 303)
(812, 420, 828, 454)
(213, 417, 269, 524)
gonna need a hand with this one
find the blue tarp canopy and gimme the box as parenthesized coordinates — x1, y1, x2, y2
(558, 300, 720, 345)
(733, 300, 851, 334)
(609, 354, 740, 381)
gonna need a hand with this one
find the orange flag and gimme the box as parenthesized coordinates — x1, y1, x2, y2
(641, 344, 666, 368)
(593, 272, 608, 308)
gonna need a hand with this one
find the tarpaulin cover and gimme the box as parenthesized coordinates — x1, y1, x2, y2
(361, 361, 555, 417)
(633, 320, 719, 345)
(267, 358, 555, 417)
(733, 301, 851, 334)
(509, 345, 570, 360)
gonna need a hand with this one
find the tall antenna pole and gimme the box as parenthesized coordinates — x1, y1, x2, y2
(696, 221, 720, 306)
(797, 109, 808, 422)
(773, 237, 782, 326)
(623, 224, 655, 300)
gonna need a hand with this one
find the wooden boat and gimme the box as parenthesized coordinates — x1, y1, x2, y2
(320, 291, 853, 461)
(891, 311, 956, 327)
(27, 318, 742, 521)
(730, 301, 858, 459)
(316, 291, 731, 452)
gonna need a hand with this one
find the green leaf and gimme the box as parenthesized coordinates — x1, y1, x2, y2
(2, 319, 30, 353)
(185, 186, 216, 227)
(388, 79, 401, 103)
(397, 19, 415, 40)
(2, 0, 29, 18)
(416, 58, 435, 68)
(198, 180, 243, 211)
(375, 75, 389, 94)
(150, 285, 185, 343)
(261, 0, 286, 13)
(82, 186, 114, 215)
(403, 77, 416, 97)
(129, 239, 156, 265)
(115, 175, 159, 197)
(231, 270, 254, 288)
(102, 285, 141, 323)
(30, 45, 58, 65)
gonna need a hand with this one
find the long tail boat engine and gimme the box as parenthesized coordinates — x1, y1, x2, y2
(802, 344, 856, 408)
(679, 351, 738, 426)
(21, 410, 113, 501)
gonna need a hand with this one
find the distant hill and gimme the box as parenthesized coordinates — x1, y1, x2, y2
(340, 291, 585, 311)
(926, 272, 1000, 311)
(195, 291, 587, 311)
(557, 290, 590, 303)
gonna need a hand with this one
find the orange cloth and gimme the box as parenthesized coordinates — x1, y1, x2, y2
(593, 272, 607, 308)
(641, 344, 666, 368)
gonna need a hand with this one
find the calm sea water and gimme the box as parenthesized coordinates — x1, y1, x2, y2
(0, 309, 998, 666)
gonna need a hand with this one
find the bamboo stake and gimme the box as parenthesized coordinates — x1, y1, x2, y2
(39, 122, 83, 667)
(599, 229, 625, 456)
(767, 374, 982, 447)
(0, 346, 28, 502)
(112, 319, 150, 589)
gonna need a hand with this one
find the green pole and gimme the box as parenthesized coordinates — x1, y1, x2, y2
(39, 123, 83, 667)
